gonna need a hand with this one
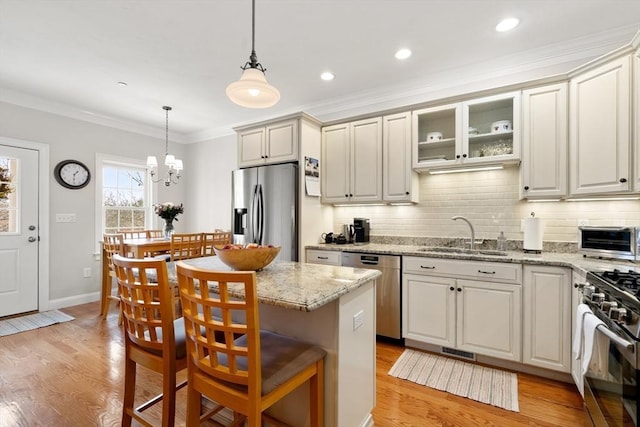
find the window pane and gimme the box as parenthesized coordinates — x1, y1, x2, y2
(101, 162, 149, 236)
(0, 156, 17, 233)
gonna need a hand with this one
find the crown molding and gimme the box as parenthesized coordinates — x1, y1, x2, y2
(0, 88, 190, 143)
(1, 25, 637, 144)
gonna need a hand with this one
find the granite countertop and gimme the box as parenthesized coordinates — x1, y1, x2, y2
(165, 256, 381, 312)
(305, 243, 640, 275)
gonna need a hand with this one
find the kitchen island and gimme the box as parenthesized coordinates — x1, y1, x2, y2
(165, 256, 382, 427)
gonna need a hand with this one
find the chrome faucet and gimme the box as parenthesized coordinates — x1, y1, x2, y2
(451, 216, 475, 250)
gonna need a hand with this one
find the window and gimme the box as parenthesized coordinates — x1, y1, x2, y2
(95, 154, 155, 251)
(0, 156, 17, 233)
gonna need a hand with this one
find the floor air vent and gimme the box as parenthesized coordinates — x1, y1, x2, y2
(441, 347, 476, 361)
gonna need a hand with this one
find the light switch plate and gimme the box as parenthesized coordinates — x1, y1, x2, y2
(56, 213, 76, 223)
(353, 310, 364, 331)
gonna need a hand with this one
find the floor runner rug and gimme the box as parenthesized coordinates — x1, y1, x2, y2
(0, 310, 75, 337)
(388, 348, 519, 412)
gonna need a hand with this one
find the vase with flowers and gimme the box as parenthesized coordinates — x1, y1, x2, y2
(154, 202, 184, 239)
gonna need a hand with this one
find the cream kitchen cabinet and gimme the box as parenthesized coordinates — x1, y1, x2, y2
(412, 91, 521, 171)
(383, 112, 418, 203)
(305, 249, 341, 266)
(634, 46, 640, 192)
(521, 83, 568, 199)
(321, 117, 382, 204)
(569, 55, 631, 195)
(403, 256, 522, 362)
(571, 270, 587, 397)
(237, 118, 299, 167)
(523, 265, 572, 373)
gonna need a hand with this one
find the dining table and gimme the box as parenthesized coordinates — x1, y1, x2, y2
(101, 237, 172, 302)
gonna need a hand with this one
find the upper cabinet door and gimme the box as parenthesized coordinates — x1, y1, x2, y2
(521, 83, 568, 199)
(383, 112, 418, 203)
(462, 91, 521, 164)
(321, 123, 351, 204)
(569, 55, 631, 196)
(350, 117, 383, 202)
(265, 119, 298, 164)
(238, 127, 266, 167)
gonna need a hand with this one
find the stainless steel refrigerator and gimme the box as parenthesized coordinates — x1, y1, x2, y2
(231, 163, 298, 262)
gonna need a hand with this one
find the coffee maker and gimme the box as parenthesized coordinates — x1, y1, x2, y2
(353, 218, 370, 245)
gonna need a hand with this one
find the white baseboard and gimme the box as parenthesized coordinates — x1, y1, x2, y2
(46, 292, 100, 311)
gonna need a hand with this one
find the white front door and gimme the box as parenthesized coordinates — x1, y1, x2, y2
(0, 145, 39, 317)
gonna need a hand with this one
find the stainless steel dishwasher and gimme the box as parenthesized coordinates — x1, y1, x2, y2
(341, 252, 401, 340)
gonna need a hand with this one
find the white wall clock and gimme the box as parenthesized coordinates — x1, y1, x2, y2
(54, 160, 91, 189)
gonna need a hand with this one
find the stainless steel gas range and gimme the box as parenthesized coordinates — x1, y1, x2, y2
(578, 269, 640, 427)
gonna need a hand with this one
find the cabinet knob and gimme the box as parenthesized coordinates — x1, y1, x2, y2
(345, 194, 349, 198)
(620, 178, 627, 183)
(457, 288, 462, 292)
(349, 194, 353, 197)
(462, 154, 467, 158)
(524, 186, 529, 191)
(449, 286, 455, 291)
(405, 191, 409, 195)
(456, 155, 461, 159)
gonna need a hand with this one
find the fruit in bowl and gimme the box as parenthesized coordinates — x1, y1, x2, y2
(213, 244, 281, 271)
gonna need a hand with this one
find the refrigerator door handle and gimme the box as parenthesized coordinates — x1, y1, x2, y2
(257, 184, 264, 244)
(250, 184, 259, 243)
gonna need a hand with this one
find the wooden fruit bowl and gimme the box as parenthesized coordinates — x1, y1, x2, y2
(213, 245, 281, 271)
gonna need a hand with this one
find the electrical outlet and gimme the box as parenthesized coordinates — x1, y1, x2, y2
(353, 310, 364, 331)
(83, 267, 91, 278)
(56, 213, 77, 223)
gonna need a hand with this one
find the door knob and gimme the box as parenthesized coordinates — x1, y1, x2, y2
(28, 236, 37, 242)
(29, 225, 36, 230)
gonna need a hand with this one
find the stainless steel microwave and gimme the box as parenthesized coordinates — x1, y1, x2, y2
(579, 226, 640, 261)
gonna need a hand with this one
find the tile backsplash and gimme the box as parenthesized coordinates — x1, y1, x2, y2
(333, 167, 640, 244)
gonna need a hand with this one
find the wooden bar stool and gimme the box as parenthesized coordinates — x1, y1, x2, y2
(112, 254, 188, 427)
(202, 231, 232, 256)
(101, 233, 124, 318)
(176, 262, 326, 427)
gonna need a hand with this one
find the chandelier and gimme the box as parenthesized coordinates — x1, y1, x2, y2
(147, 106, 182, 186)
(226, 0, 280, 108)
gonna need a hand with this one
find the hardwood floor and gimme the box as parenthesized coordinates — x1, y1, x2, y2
(0, 302, 587, 426)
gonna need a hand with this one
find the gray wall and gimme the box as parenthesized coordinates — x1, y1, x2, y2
(0, 101, 188, 305)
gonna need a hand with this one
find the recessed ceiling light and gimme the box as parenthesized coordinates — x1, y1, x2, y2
(321, 72, 335, 81)
(495, 18, 520, 32)
(117, 81, 128, 87)
(395, 48, 412, 60)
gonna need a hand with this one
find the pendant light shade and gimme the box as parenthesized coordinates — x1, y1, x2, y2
(226, 0, 279, 108)
(226, 68, 280, 108)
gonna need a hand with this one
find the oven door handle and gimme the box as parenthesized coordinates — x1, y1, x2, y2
(596, 324, 635, 351)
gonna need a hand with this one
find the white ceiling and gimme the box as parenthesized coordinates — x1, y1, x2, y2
(1, 0, 639, 143)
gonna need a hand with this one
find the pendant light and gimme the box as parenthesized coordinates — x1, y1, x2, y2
(146, 106, 182, 186)
(226, 0, 280, 108)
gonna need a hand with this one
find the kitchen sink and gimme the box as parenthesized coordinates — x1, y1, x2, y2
(417, 247, 508, 256)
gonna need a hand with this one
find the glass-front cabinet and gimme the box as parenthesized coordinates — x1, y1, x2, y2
(412, 92, 521, 170)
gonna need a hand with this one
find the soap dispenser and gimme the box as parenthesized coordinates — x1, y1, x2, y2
(497, 231, 506, 251)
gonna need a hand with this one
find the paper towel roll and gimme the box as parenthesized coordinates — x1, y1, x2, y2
(523, 217, 544, 251)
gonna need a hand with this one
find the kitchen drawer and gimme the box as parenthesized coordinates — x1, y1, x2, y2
(403, 256, 521, 284)
(306, 249, 342, 266)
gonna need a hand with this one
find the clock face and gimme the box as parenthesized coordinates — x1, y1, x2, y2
(54, 160, 91, 189)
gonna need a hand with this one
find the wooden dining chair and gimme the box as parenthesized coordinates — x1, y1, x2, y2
(102, 233, 125, 318)
(202, 231, 232, 256)
(146, 229, 164, 238)
(111, 254, 188, 427)
(118, 229, 148, 239)
(170, 233, 204, 261)
(176, 262, 326, 427)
